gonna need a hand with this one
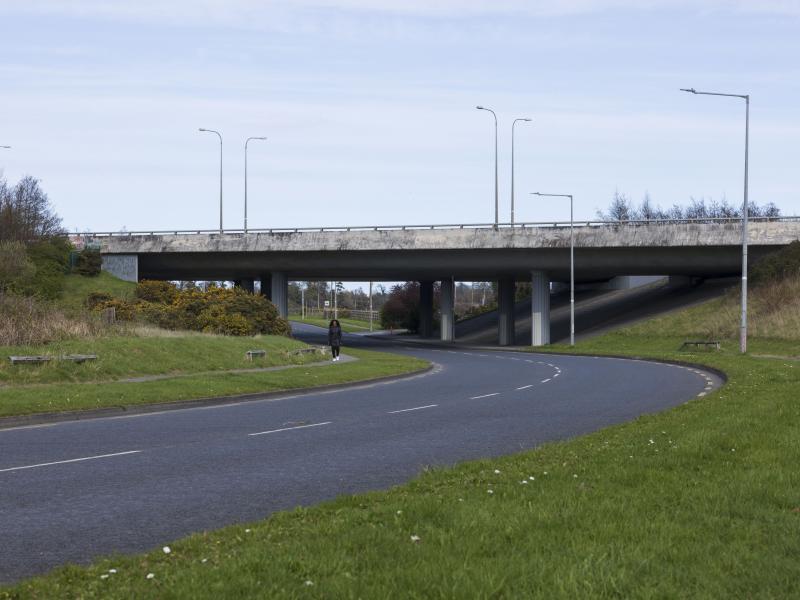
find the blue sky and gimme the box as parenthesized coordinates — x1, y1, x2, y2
(0, 1, 798, 233)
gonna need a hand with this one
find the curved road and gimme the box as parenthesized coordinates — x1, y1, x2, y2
(0, 326, 721, 583)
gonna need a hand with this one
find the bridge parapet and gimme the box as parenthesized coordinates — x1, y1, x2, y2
(91, 219, 799, 254)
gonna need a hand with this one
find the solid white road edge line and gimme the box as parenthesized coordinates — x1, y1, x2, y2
(248, 421, 333, 437)
(388, 404, 438, 414)
(470, 393, 500, 400)
(0, 450, 142, 474)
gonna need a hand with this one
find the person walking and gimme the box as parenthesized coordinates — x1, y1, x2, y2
(328, 319, 343, 362)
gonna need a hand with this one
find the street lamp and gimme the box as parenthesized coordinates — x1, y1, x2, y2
(532, 192, 574, 346)
(511, 118, 532, 226)
(476, 106, 499, 228)
(199, 128, 223, 233)
(680, 87, 750, 353)
(244, 136, 267, 233)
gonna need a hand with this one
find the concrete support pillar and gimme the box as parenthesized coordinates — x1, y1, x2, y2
(439, 277, 455, 342)
(240, 278, 255, 293)
(271, 272, 288, 318)
(531, 270, 550, 346)
(419, 281, 434, 338)
(259, 274, 272, 300)
(498, 277, 516, 346)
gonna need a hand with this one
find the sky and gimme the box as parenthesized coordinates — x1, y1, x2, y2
(0, 0, 798, 234)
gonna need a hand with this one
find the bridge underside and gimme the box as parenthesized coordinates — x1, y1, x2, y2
(129, 245, 775, 282)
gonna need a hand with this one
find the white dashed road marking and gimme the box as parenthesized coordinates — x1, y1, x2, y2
(0, 450, 142, 474)
(541, 378, 551, 383)
(388, 404, 438, 414)
(470, 393, 500, 400)
(516, 385, 533, 390)
(249, 422, 332, 437)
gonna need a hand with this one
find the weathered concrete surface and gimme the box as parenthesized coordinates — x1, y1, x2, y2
(100, 254, 138, 282)
(94, 221, 800, 282)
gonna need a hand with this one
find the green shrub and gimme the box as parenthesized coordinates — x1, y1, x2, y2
(750, 240, 800, 286)
(0, 241, 35, 294)
(135, 280, 179, 304)
(86, 291, 113, 309)
(73, 248, 102, 277)
(94, 282, 290, 336)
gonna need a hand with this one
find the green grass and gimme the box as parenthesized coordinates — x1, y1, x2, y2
(0, 333, 314, 386)
(58, 272, 136, 313)
(4, 299, 800, 598)
(0, 344, 427, 418)
(292, 316, 375, 333)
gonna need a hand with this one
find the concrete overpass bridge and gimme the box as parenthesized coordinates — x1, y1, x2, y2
(89, 217, 800, 346)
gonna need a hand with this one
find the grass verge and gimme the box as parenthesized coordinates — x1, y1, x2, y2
(0, 345, 427, 419)
(3, 324, 800, 597)
(292, 316, 374, 333)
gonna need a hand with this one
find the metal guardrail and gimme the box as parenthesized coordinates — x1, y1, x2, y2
(76, 216, 799, 238)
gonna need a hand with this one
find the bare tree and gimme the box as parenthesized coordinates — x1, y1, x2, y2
(0, 176, 64, 241)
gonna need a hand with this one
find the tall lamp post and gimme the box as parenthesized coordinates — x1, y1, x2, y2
(532, 192, 574, 346)
(476, 106, 499, 228)
(244, 136, 267, 233)
(681, 87, 750, 353)
(511, 118, 532, 226)
(199, 128, 223, 233)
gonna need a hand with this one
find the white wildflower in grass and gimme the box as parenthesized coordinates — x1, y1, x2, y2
(100, 574, 109, 580)
(543, 471, 548, 475)
(731, 448, 736, 452)
(396, 510, 402, 515)
(458, 498, 464, 502)
(162, 546, 171, 554)
(245, 529, 251, 533)
(529, 476, 535, 481)
(304, 580, 314, 586)
(201, 559, 208, 563)
(520, 480, 528, 485)
(146, 573, 155, 580)
(494, 469, 501, 474)
(573, 474, 578, 478)
(649, 439, 655, 445)
(487, 489, 494, 494)
(108, 569, 117, 574)
(410, 535, 421, 543)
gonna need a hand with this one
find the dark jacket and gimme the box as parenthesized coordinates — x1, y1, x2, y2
(328, 325, 342, 347)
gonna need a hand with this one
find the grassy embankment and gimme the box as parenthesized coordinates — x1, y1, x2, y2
(292, 315, 375, 333)
(3, 274, 799, 598)
(0, 275, 427, 418)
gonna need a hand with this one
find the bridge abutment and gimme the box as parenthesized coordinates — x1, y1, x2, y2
(101, 254, 138, 283)
(531, 270, 550, 346)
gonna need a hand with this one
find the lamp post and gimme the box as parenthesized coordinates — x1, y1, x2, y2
(244, 136, 267, 233)
(476, 106, 499, 228)
(511, 118, 532, 226)
(199, 128, 223, 233)
(680, 87, 750, 353)
(532, 192, 574, 346)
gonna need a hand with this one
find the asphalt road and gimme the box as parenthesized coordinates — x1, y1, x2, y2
(0, 326, 721, 584)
